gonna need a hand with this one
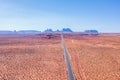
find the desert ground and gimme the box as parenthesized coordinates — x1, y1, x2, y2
(64, 33, 120, 80)
(0, 33, 120, 80)
(0, 34, 67, 80)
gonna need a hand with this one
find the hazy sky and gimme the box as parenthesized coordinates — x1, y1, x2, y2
(0, 0, 120, 32)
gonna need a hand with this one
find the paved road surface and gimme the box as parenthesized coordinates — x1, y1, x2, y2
(61, 34, 75, 80)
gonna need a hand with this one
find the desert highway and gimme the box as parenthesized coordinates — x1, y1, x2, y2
(61, 34, 75, 80)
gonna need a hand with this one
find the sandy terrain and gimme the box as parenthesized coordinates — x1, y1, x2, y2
(0, 34, 67, 80)
(65, 34, 120, 80)
(0, 33, 120, 80)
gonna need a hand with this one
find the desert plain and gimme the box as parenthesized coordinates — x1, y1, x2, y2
(0, 33, 120, 80)
(0, 34, 67, 80)
(64, 33, 120, 80)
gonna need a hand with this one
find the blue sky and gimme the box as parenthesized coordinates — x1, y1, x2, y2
(0, 0, 120, 32)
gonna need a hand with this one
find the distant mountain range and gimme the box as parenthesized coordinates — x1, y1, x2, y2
(44, 28, 73, 32)
(0, 29, 99, 34)
(0, 28, 73, 34)
(0, 30, 14, 34)
(0, 30, 40, 34)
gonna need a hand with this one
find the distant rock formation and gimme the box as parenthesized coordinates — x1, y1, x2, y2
(0, 31, 13, 34)
(55, 29, 61, 32)
(18, 30, 40, 34)
(44, 29, 53, 32)
(44, 28, 73, 33)
(62, 28, 73, 32)
(0, 30, 40, 34)
(84, 30, 99, 35)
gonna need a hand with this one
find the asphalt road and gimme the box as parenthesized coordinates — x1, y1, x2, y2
(61, 34, 75, 80)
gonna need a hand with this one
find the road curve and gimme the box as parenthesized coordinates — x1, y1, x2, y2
(61, 34, 76, 80)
